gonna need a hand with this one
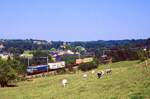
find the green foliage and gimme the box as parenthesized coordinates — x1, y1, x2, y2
(75, 46, 86, 54)
(61, 55, 78, 71)
(130, 92, 144, 99)
(65, 45, 72, 50)
(56, 68, 66, 74)
(137, 50, 149, 62)
(78, 58, 99, 71)
(32, 50, 48, 57)
(32, 50, 53, 63)
(99, 49, 139, 62)
(8, 47, 24, 55)
(8, 58, 26, 75)
(50, 48, 56, 51)
(0, 58, 24, 87)
(61, 55, 78, 65)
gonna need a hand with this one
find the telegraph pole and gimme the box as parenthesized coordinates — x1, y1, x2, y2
(79, 52, 81, 59)
(144, 48, 148, 67)
(47, 56, 48, 64)
(28, 57, 30, 66)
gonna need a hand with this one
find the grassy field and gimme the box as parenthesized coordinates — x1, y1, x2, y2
(0, 60, 150, 99)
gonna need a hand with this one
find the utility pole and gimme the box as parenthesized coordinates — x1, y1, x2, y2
(47, 56, 49, 73)
(79, 52, 81, 59)
(28, 57, 30, 66)
(144, 48, 148, 67)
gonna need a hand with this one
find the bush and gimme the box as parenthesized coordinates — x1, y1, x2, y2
(56, 68, 66, 74)
(78, 58, 99, 71)
(137, 50, 149, 62)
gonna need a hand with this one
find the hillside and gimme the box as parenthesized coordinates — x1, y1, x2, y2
(0, 61, 150, 99)
(1, 38, 150, 51)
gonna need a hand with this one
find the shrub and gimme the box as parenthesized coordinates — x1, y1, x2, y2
(56, 68, 66, 74)
(78, 58, 99, 71)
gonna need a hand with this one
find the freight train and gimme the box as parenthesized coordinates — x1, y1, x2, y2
(27, 57, 93, 75)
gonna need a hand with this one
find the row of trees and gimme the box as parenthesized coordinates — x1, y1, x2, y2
(1, 38, 150, 54)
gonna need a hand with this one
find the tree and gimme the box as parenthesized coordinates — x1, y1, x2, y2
(31, 50, 53, 65)
(61, 55, 78, 71)
(61, 55, 78, 65)
(50, 48, 56, 51)
(32, 50, 48, 57)
(137, 49, 149, 67)
(137, 49, 148, 62)
(8, 57, 26, 75)
(75, 46, 86, 55)
(0, 59, 23, 87)
(78, 58, 99, 71)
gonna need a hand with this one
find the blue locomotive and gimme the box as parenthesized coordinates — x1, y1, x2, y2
(27, 65, 49, 75)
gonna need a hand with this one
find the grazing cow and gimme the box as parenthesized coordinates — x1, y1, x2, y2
(101, 70, 105, 75)
(91, 70, 95, 74)
(105, 69, 112, 74)
(97, 70, 105, 78)
(62, 79, 68, 87)
(83, 74, 87, 78)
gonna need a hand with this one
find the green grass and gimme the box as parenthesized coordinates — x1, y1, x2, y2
(0, 60, 150, 99)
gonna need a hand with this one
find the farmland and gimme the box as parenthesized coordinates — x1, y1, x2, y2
(0, 60, 150, 99)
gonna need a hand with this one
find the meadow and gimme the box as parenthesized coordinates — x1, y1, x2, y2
(0, 60, 150, 99)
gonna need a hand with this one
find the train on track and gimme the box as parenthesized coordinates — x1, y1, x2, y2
(27, 57, 93, 75)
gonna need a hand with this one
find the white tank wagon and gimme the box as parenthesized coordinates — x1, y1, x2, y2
(48, 61, 65, 70)
(75, 57, 93, 64)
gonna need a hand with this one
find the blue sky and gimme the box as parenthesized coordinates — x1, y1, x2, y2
(0, 0, 150, 41)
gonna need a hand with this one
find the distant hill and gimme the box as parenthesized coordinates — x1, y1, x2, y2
(0, 38, 150, 54)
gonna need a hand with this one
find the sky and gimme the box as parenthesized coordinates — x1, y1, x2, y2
(0, 0, 150, 41)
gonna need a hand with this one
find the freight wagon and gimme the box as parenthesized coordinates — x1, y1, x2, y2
(75, 57, 93, 64)
(48, 61, 65, 70)
(83, 58, 93, 63)
(75, 59, 83, 64)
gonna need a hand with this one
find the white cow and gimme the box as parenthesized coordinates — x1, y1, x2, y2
(62, 79, 68, 87)
(83, 74, 87, 78)
(97, 70, 105, 78)
(91, 70, 95, 74)
(105, 69, 112, 74)
(101, 70, 105, 75)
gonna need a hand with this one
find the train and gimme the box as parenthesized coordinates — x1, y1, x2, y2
(27, 61, 65, 75)
(27, 57, 93, 75)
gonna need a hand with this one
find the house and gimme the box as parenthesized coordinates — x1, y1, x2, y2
(49, 49, 78, 62)
(0, 44, 5, 51)
(0, 52, 13, 60)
